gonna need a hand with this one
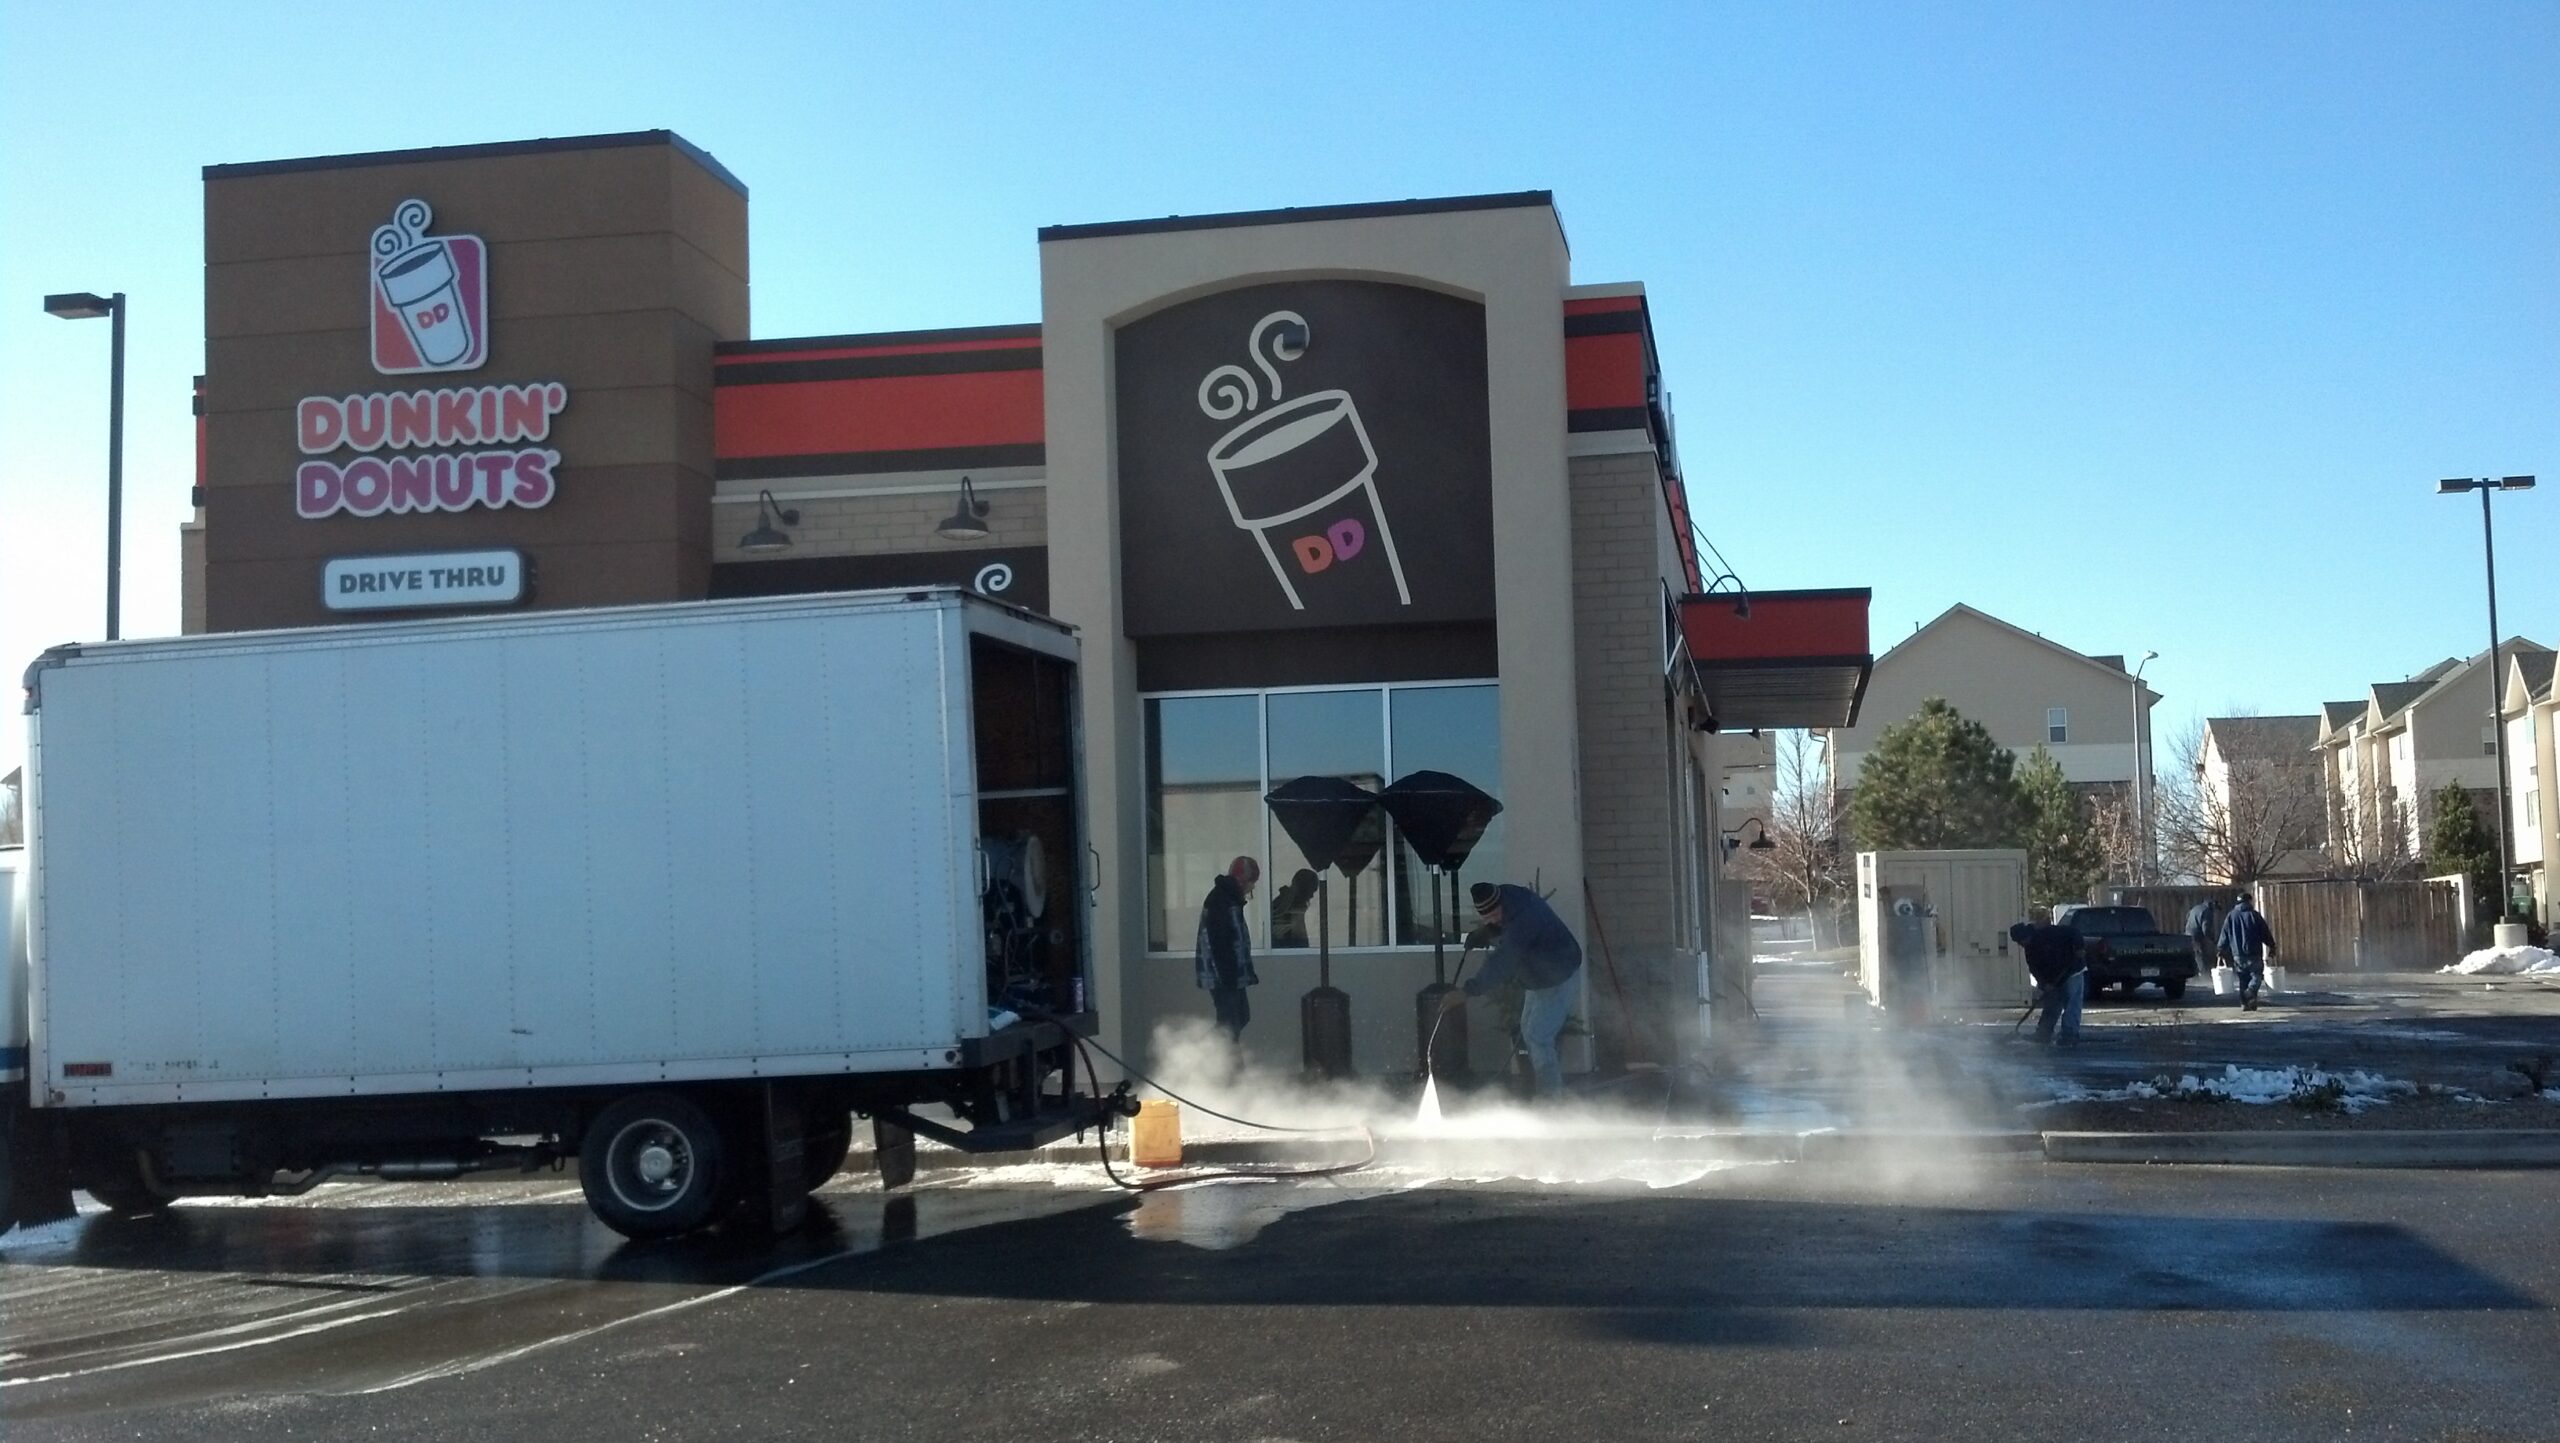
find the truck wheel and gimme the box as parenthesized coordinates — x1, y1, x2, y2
(2160, 978, 2187, 1000)
(580, 1092, 732, 1239)
(803, 1115, 853, 1189)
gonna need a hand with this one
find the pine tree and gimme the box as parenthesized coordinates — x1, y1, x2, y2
(2018, 746, 2104, 905)
(2422, 782, 2500, 923)
(1849, 699, 2025, 851)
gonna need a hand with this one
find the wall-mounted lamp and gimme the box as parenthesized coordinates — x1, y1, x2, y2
(1723, 818, 1776, 855)
(1702, 571, 1751, 619)
(935, 475, 992, 541)
(738, 489, 799, 554)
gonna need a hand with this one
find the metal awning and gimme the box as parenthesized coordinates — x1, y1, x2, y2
(1677, 587, 1872, 729)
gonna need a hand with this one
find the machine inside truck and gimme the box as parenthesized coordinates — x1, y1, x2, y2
(4, 590, 1126, 1240)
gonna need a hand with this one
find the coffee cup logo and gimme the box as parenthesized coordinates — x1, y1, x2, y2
(370, 199, 488, 375)
(1199, 312, 1412, 612)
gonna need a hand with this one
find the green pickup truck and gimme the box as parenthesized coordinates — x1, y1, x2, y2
(2053, 904, 2198, 1000)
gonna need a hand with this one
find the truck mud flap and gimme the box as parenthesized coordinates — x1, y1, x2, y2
(3, 1090, 77, 1233)
(748, 1082, 809, 1235)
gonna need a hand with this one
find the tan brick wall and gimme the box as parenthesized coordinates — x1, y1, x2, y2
(1571, 450, 1682, 1062)
(711, 484, 1046, 562)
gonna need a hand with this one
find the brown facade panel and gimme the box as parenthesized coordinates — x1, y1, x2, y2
(204, 466, 709, 565)
(204, 309, 723, 416)
(209, 232, 744, 343)
(204, 539, 703, 633)
(207, 385, 711, 489)
(204, 143, 731, 266)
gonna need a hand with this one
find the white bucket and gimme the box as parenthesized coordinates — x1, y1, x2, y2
(2211, 965, 2236, 997)
(2266, 965, 2287, 996)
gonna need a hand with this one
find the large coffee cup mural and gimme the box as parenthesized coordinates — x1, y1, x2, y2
(1116, 281, 1494, 637)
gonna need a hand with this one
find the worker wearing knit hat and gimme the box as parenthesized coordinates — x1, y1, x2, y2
(1195, 856, 1261, 1042)
(1442, 881, 1584, 1099)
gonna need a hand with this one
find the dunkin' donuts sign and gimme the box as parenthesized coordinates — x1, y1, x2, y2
(1114, 279, 1494, 636)
(295, 199, 570, 519)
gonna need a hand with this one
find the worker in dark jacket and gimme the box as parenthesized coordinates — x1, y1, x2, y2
(2217, 894, 2277, 1011)
(2183, 898, 2220, 984)
(2011, 915, 2086, 1046)
(1442, 882, 1585, 1098)
(1195, 857, 1261, 1041)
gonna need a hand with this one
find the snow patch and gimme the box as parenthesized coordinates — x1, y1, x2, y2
(2442, 944, 2560, 977)
(2032, 1064, 2419, 1113)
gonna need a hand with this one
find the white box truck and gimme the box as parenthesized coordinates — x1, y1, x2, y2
(3, 589, 1112, 1238)
(1855, 849, 2030, 1013)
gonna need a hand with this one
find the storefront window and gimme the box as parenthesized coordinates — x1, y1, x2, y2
(1144, 695, 1262, 951)
(1266, 689, 1389, 949)
(1142, 682, 1499, 954)
(1387, 685, 1504, 945)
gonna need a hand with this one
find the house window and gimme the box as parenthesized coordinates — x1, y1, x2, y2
(2483, 726, 2497, 758)
(2046, 707, 2068, 744)
(2528, 790, 2541, 828)
(1142, 682, 1503, 952)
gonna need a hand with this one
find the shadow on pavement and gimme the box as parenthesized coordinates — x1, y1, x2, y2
(18, 1186, 2537, 1323)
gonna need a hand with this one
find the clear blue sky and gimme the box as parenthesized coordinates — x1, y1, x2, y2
(3, 2, 2552, 775)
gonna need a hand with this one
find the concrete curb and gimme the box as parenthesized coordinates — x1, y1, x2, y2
(2040, 1129, 2560, 1169)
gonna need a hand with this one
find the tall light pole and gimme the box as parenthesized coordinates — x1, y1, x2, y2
(2437, 475, 2536, 922)
(43, 291, 127, 641)
(2129, 650, 2157, 884)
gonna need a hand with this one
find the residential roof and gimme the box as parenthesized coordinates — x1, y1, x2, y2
(2205, 715, 2321, 761)
(2321, 700, 2364, 731)
(2371, 679, 2437, 719)
(2516, 652, 2556, 700)
(1874, 604, 2161, 703)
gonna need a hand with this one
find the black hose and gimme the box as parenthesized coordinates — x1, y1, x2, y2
(1420, 944, 1479, 1080)
(1062, 1028, 1374, 1192)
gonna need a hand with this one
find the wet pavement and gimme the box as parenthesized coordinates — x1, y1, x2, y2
(5, 1160, 2553, 1440)
(1713, 966, 2560, 1129)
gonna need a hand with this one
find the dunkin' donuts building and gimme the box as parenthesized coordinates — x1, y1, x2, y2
(188, 130, 1871, 1077)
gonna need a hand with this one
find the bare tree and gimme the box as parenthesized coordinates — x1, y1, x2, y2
(1745, 730, 1848, 943)
(2324, 773, 2421, 881)
(2089, 791, 2147, 886)
(2151, 720, 2326, 885)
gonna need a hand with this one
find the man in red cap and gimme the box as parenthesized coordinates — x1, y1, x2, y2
(1195, 856, 1261, 1042)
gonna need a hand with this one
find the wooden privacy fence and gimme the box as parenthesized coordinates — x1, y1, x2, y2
(2251, 878, 2463, 972)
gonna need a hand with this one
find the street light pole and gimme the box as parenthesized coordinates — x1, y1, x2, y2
(43, 290, 128, 640)
(2438, 476, 2536, 922)
(2129, 650, 2157, 885)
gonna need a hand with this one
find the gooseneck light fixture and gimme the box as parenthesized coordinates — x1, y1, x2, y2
(42, 290, 126, 640)
(1724, 817, 1776, 855)
(738, 490, 799, 554)
(2437, 474, 2537, 921)
(935, 475, 991, 542)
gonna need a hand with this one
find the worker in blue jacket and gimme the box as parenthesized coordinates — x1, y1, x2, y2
(2217, 894, 2277, 1011)
(1441, 882, 1585, 1099)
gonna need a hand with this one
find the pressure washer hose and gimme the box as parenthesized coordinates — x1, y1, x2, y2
(1019, 1006, 1377, 1193)
(1419, 942, 1481, 1077)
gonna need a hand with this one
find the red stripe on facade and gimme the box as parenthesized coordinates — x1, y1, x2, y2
(1565, 332, 1648, 411)
(716, 370, 1045, 460)
(714, 337, 1042, 367)
(1564, 295, 1643, 316)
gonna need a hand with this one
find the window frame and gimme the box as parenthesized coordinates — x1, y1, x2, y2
(1141, 677, 1499, 957)
(2046, 706, 2068, 745)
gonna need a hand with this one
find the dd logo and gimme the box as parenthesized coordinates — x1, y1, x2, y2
(1290, 518, 1367, 575)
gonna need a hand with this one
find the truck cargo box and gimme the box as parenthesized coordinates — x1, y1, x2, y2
(22, 589, 1087, 1108)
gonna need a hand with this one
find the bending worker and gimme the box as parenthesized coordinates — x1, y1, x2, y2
(1440, 881, 1585, 1099)
(2011, 913, 2085, 1047)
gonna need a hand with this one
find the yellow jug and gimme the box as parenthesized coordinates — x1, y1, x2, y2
(1131, 1099, 1183, 1169)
